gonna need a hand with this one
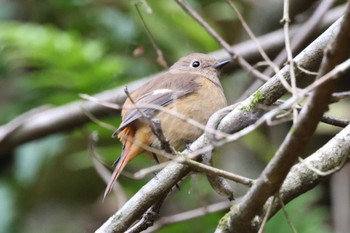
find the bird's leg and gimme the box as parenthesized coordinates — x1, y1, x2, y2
(185, 140, 193, 152)
(152, 153, 160, 164)
(151, 153, 161, 177)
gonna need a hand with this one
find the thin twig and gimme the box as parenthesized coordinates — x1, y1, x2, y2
(133, 161, 171, 179)
(112, 131, 253, 186)
(88, 131, 128, 202)
(225, 0, 280, 74)
(281, 0, 298, 124)
(218, 58, 350, 147)
(257, 195, 275, 233)
(80, 93, 231, 140)
(89, 131, 113, 183)
(240, 0, 336, 100)
(331, 91, 350, 102)
(145, 201, 232, 232)
(124, 87, 175, 154)
(225, 0, 294, 95)
(276, 0, 337, 71)
(296, 63, 318, 76)
(320, 115, 349, 128)
(134, 3, 168, 68)
(125, 192, 168, 233)
(184, 157, 254, 186)
(278, 193, 298, 233)
(275, 99, 350, 128)
(175, 0, 270, 82)
(228, 3, 350, 231)
(0, 9, 342, 156)
(81, 107, 117, 131)
(298, 155, 349, 176)
(304, 59, 350, 93)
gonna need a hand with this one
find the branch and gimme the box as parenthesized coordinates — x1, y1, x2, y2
(95, 16, 344, 233)
(266, 123, 350, 217)
(0, 6, 342, 156)
(175, 0, 270, 82)
(95, 161, 191, 233)
(226, 4, 350, 232)
(123, 87, 175, 154)
(144, 201, 231, 232)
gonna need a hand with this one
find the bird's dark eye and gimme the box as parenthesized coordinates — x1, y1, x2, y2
(191, 61, 200, 68)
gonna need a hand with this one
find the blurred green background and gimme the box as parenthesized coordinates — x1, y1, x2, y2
(0, 0, 338, 232)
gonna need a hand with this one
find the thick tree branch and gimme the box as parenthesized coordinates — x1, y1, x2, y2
(267, 123, 350, 217)
(0, 7, 342, 156)
(226, 4, 350, 232)
(95, 15, 344, 233)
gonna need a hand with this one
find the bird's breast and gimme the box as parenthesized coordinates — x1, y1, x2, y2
(151, 77, 227, 150)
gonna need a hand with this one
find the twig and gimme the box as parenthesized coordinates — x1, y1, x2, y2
(81, 107, 117, 131)
(225, 0, 296, 97)
(185, 155, 253, 186)
(275, 99, 350, 128)
(217, 57, 350, 147)
(89, 131, 113, 183)
(304, 59, 350, 94)
(89, 131, 128, 202)
(95, 162, 192, 233)
(331, 90, 350, 102)
(240, 0, 337, 100)
(145, 201, 231, 232)
(81, 93, 231, 140)
(257, 195, 274, 233)
(225, 0, 280, 75)
(320, 115, 349, 128)
(281, 0, 298, 123)
(227, 3, 350, 232)
(175, 0, 271, 82)
(298, 155, 349, 176)
(0, 9, 342, 156)
(296, 63, 318, 76)
(124, 87, 175, 154)
(256, 123, 350, 220)
(278, 193, 298, 233)
(109, 129, 253, 186)
(276, 0, 337, 71)
(202, 151, 235, 200)
(125, 192, 168, 233)
(97, 17, 346, 232)
(134, 3, 168, 68)
(133, 161, 171, 179)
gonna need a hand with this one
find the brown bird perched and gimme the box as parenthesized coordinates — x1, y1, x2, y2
(104, 53, 229, 198)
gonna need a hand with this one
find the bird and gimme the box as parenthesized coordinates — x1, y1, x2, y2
(104, 53, 229, 198)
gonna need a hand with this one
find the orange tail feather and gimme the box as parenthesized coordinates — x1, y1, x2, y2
(103, 127, 145, 199)
(103, 144, 131, 199)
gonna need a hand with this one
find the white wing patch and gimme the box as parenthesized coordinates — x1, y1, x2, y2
(152, 89, 173, 95)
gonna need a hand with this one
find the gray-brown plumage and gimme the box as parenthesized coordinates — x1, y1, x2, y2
(105, 53, 229, 198)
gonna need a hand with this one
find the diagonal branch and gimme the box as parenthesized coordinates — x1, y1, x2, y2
(175, 0, 270, 82)
(95, 15, 345, 233)
(266, 123, 350, 217)
(226, 4, 350, 232)
(0, 6, 342, 156)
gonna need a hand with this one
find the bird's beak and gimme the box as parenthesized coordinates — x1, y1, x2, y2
(212, 60, 230, 69)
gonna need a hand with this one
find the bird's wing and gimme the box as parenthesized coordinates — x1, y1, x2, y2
(113, 73, 200, 136)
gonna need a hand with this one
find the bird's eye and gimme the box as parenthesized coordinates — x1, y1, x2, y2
(191, 61, 200, 68)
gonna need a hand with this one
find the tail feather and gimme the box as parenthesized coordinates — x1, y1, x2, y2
(103, 126, 146, 199)
(103, 147, 131, 199)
